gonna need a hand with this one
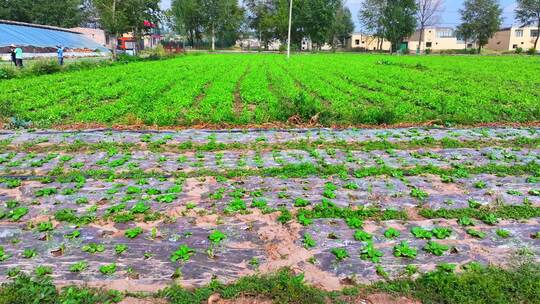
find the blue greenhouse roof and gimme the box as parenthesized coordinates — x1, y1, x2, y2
(0, 20, 109, 52)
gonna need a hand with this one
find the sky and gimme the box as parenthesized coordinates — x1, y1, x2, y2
(160, 0, 519, 30)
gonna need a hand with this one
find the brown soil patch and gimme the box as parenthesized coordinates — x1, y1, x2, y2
(363, 293, 420, 304)
(208, 294, 272, 304)
(404, 207, 424, 221)
(45, 120, 540, 132)
(234, 210, 343, 291)
(118, 297, 168, 304)
(233, 65, 251, 118)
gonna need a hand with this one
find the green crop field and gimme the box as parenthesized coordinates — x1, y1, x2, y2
(0, 53, 539, 128)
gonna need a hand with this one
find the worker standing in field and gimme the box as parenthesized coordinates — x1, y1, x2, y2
(57, 45, 64, 65)
(10, 44, 17, 66)
(14, 46, 23, 68)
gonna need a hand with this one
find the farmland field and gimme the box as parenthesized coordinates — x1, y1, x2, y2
(0, 126, 539, 303)
(1, 53, 540, 303)
(0, 53, 539, 128)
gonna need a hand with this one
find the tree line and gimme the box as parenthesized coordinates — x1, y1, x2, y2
(170, 0, 355, 50)
(0, 0, 539, 52)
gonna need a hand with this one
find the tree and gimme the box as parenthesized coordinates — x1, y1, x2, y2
(244, 0, 345, 51)
(458, 0, 502, 53)
(123, 0, 161, 52)
(381, 0, 417, 53)
(170, 0, 203, 47)
(92, 0, 128, 59)
(0, 0, 87, 28)
(199, 0, 244, 51)
(245, 0, 276, 47)
(91, 0, 160, 58)
(358, 0, 387, 50)
(416, 0, 444, 52)
(297, 0, 341, 49)
(328, 0, 355, 48)
(515, 0, 540, 50)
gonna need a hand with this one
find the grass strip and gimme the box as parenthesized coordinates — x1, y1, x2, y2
(1, 162, 539, 182)
(2, 263, 539, 304)
(1, 136, 539, 154)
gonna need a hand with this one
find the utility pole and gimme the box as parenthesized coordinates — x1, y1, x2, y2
(287, 0, 293, 59)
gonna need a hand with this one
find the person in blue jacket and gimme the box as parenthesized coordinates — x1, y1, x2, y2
(57, 45, 64, 65)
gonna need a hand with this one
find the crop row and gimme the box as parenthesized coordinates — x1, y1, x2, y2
(1, 54, 539, 127)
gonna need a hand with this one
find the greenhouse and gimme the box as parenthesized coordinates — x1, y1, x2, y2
(0, 19, 109, 55)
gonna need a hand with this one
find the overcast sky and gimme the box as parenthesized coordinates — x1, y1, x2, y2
(160, 0, 519, 30)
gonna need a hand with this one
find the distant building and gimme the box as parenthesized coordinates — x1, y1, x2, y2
(407, 27, 475, 52)
(300, 38, 332, 51)
(73, 21, 162, 53)
(346, 33, 391, 51)
(71, 27, 112, 49)
(486, 26, 539, 51)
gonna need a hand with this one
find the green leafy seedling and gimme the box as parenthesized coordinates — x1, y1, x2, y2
(65, 230, 81, 240)
(208, 230, 226, 244)
(410, 188, 428, 200)
(22, 248, 37, 259)
(0, 246, 11, 262)
(99, 263, 117, 275)
(353, 230, 372, 242)
(69, 261, 88, 273)
(293, 198, 310, 207)
(115, 244, 128, 255)
(424, 241, 450, 256)
(466, 229, 486, 239)
(125, 227, 143, 239)
(82, 243, 105, 254)
(458, 216, 474, 226)
(331, 248, 349, 261)
(496, 229, 510, 238)
(303, 233, 316, 249)
(384, 228, 400, 239)
(34, 266, 53, 276)
(432, 227, 452, 239)
(411, 227, 433, 239)
(345, 217, 363, 229)
(360, 242, 383, 263)
(170, 244, 195, 262)
(437, 263, 456, 273)
(8, 207, 28, 221)
(393, 241, 417, 258)
(481, 213, 499, 225)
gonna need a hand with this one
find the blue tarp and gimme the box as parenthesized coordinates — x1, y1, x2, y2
(0, 22, 109, 52)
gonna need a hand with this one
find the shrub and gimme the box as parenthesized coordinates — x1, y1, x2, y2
(0, 66, 17, 79)
(147, 45, 167, 60)
(526, 47, 537, 55)
(515, 47, 523, 54)
(117, 53, 143, 64)
(29, 59, 61, 76)
(425, 48, 432, 54)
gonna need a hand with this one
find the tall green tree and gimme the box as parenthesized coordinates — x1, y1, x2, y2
(199, 0, 244, 51)
(0, 0, 87, 28)
(358, 0, 387, 50)
(244, 0, 276, 47)
(92, 0, 160, 58)
(328, 1, 355, 48)
(124, 0, 161, 51)
(170, 0, 203, 47)
(381, 0, 417, 53)
(515, 0, 540, 50)
(296, 0, 341, 48)
(458, 0, 502, 53)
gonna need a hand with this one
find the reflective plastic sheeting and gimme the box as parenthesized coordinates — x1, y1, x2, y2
(0, 23, 109, 52)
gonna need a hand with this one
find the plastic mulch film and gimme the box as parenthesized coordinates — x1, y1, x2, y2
(0, 22, 109, 52)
